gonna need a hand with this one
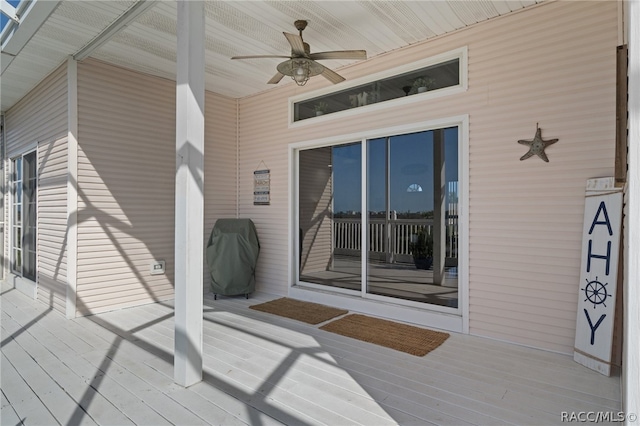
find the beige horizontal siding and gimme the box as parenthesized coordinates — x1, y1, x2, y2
(4, 64, 68, 314)
(237, 88, 295, 296)
(75, 59, 238, 315)
(203, 91, 239, 291)
(38, 136, 69, 314)
(75, 290, 176, 315)
(464, 0, 617, 353)
(237, 1, 618, 353)
(5, 66, 68, 157)
(76, 60, 176, 315)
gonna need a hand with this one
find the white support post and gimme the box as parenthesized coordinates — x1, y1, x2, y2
(433, 129, 446, 285)
(624, 0, 639, 418)
(174, 0, 204, 388)
(385, 137, 392, 263)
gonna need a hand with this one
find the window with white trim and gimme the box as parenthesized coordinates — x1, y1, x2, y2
(290, 47, 467, 125)
(11, 150, 37, 281)
(296, 125, 461, 310)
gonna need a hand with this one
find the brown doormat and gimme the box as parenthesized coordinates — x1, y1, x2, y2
(249, 298, 349, 325)
(320, 314, 449, 356)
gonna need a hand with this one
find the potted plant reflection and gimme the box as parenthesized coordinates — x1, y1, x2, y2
(409, 227, 433, 270)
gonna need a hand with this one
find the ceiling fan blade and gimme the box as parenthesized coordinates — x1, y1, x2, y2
(283, 32, 306, 56)
(231, 55, 292, 60)
(320, 66, 346, 84)
(310, 50, 367, 61)
(267, 72, 286, 84)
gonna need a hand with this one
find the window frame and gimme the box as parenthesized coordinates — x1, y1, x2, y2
(10, 148, 37, 282)
(289, 115, 469, 333)
(288, 47, 468, 128)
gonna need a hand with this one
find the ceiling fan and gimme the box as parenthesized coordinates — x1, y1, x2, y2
(231, 20, 367, 86)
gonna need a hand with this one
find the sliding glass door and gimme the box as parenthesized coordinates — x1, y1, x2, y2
(296, 126, 459, 309)
(367, 129, 458, 307)
(298, 142, 362, 291)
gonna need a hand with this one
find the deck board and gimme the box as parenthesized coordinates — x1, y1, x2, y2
(198, 303, 539, 422)
(1, 351, 62, 426)
(1, 388, 24, 426)
(1, 282, 621, 425)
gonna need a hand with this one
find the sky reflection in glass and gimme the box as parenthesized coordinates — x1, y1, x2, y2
(332, 128, 458, 214)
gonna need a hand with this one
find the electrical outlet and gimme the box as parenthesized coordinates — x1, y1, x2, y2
(150, 260, 165, 275)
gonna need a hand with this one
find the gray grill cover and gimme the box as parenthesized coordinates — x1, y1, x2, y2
(206, 219, 260, 296)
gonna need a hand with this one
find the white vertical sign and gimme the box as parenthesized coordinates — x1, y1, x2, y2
(254, 169, 270, 205)
(574, 178, 623, 376)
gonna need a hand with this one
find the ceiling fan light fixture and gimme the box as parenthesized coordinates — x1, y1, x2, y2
(293, 60, 310, 85)
(232, 20, 365, 86)
(277, 58, 323, 86)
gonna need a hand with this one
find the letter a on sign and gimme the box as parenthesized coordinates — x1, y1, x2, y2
(588, 201, 614, 236)
(574, 178, 622, 376)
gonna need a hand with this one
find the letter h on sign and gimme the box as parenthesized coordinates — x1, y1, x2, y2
(587, 240, 611, 276)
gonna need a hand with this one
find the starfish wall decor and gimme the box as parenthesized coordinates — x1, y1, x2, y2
(518, 127, 558, 162)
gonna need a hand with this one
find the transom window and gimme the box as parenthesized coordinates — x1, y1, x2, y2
(290, 47, 467, 124)
(295, 59, 459, 121)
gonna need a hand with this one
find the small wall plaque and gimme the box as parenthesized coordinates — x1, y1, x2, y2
(254, 169, 270, 205)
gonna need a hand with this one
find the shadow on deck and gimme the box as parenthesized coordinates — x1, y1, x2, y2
(1, 280, 621, 425)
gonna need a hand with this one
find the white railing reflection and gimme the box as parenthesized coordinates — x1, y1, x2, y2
(333, 217, 458, 261)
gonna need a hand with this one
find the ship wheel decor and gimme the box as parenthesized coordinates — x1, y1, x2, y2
(582, 276, 609, 309)
(517, 125, 558, 162)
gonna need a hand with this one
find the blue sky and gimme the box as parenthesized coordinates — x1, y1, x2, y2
(1, 0, 22, 33)
(333, 128, 458, 213)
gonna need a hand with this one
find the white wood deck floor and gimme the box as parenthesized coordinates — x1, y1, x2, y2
(1, 280, 621, 425)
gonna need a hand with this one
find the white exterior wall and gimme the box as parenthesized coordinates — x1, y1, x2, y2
(238, 1, 618, 353)
(76, 60, 175, 315)
(623, 0, 639, 416)
(4, 64, 68, 314)
(203, 91, 240, 291)
(76, 60, 237, 315)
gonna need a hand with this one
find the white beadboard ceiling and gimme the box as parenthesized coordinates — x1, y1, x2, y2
(1, 0, 543, 112)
